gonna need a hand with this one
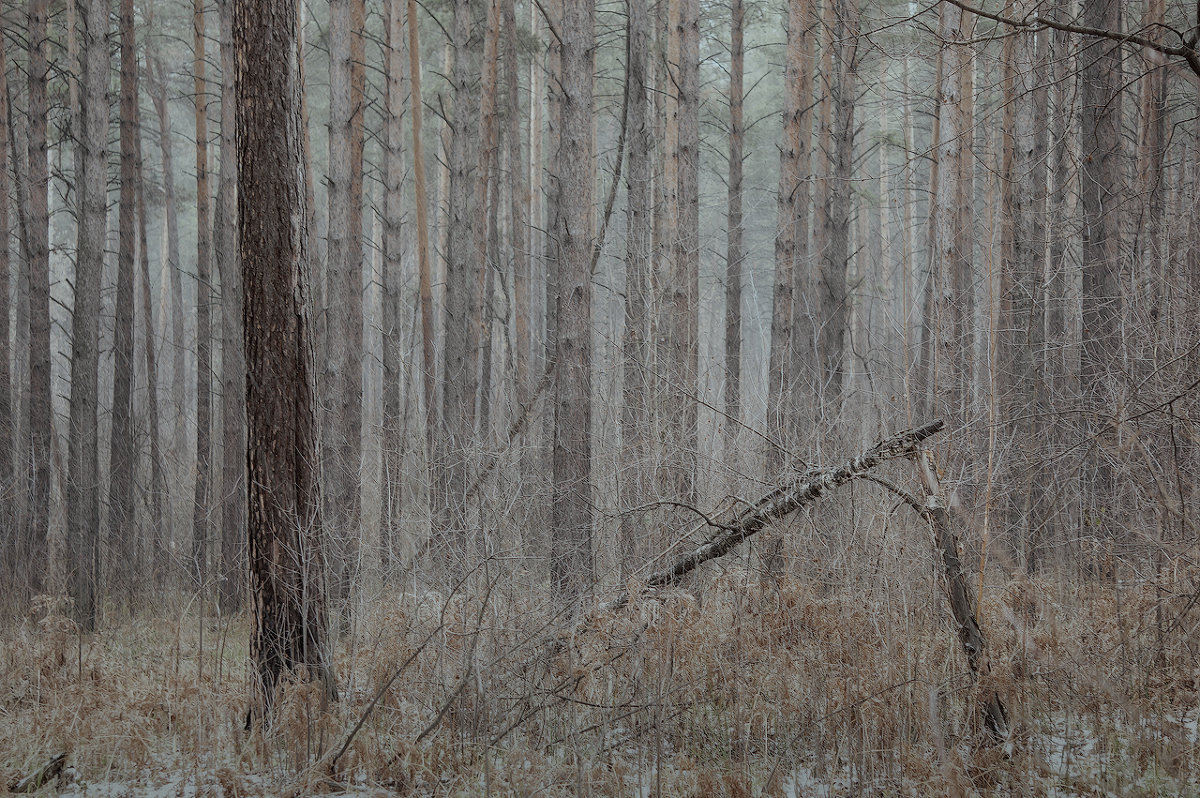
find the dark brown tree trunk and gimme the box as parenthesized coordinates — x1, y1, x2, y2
(26, 0, 52, 595)
(998, 0, 1048, 568)
(237, 0, 335, 719)
(551, 0, 595, 603)
(68, 0, 109, 631)
(327, 0, 366, 615)
(109, 0, 139, 607)
(217, 0, 245, 613)
(191, 0, 214, 591)
(1079, 0, 1123, 537)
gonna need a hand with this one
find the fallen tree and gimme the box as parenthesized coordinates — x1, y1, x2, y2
(618, 417, 1008, 743)
(632, 418, 946, 592)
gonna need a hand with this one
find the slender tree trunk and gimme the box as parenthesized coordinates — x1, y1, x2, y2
(724, 0, 743, 469)
(931, 2, 972, 431)
(237, 0, 335, 719)
(819, 0, 857, 406)
(620, 0, 652, 576)
(667, 0, 699, 499)
(217, 0, 245, 613)
(68, 0, 109, 631)
(0, 35, 12, 536)
(769, 0, 806, 467)
(26, 0, 52, 596)
(408, 0, 436, 455)
(327, 0, 366, 615)
(191, 0, 214, 591)
(437, 0, 479, 563)
(1079, 0, 1123, 539)
(503, 0, 530, 405)
(381, 0, 408, 579)
(551, 0, 595, 603)
(473, 0, 501, 441)
(109, 0, 139, 608)
(135, 91, 169, 589)
(150, 59, 188, 478)
(1135, 0, 1166, 306)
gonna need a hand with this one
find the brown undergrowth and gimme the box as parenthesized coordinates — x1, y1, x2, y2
(2, 556, 1199, 796)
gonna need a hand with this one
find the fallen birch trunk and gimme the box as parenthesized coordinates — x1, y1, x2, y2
(641, 419, 946, 589)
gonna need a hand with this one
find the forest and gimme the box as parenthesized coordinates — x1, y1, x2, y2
(1, 0, 1199, 792)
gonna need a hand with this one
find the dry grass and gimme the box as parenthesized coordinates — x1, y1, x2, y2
(3, 546, 1199, 796)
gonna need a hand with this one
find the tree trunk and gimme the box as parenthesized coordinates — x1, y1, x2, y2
(191, 0, 214, 591)
(998, 0, 1048, 569)
(381, 0, 408, 579)
(769, 0, 807, 468)
(819, 0, 857, 407)
(109, 0, 139, 607)
(931, 3, 973, 431)
(620, 0, 652, 576)
(666, 0, 700, 501)
(473, 0, 501, 441)
(150, 58, 188, 479)
(217, 0, 245, 613)
(237, 0, 335, 718)
(327, 0, 366, 616)
(437, 0, 479, 563)
(0, 34, 12, 540)
(503, 0, 530, 406)
(407, 0, 436, 456)
(26, 0, 52, 596)
(68, 0, 109, 631)
(135, 92, 169, 590)
(1079, 0, 1123, 537)
(551, 0, 595, 603)
(724, 0, 743, 470)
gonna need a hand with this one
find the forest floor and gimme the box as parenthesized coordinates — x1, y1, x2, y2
(2, 562, 1199, 797)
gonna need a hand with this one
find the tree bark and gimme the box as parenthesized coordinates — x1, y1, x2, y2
(109, 0, 139, 607)
(0, 34, 12, 540)
(25, 0, 52, 595)
(930, 3, 973, 430)
(381, 0, 408, 578)
(551, 0, 595, 602)
(437, 0, 479, 563)
(217, 0, 245, 613)
(769, 0, 807, 467)
(67, 0, 109, 631)
(818, 0, 857, 406)
(473, 0, 501, 440)
(724, 0, 743, 469)
(503, 0, 530, 406)
(620, 0, 652, 576)
(191, 0, 214, 591)
(135, 91, 169, 589)
(407, 0, 436, 455)
(666, 0, 700, 501)
(237, 0, 335, 718)
(150, 58, 188, 478)
(327, 0, 366, 615)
